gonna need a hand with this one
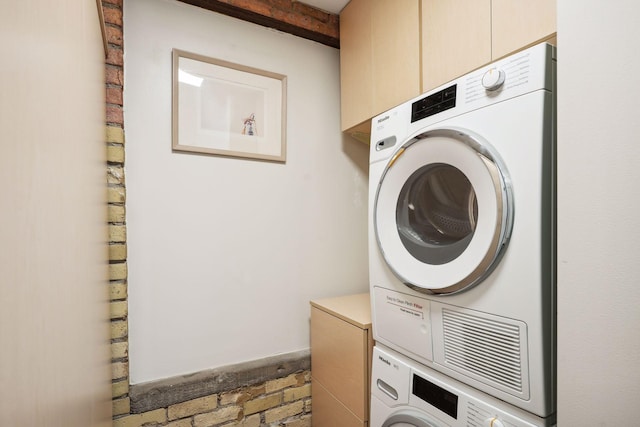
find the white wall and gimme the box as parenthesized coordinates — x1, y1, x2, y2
(0, 1, 112, 425)
(125, 0, 369, 384)
(557, 1, 640, 423)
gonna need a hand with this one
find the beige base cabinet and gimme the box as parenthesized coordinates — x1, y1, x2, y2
(310, 293, 373, 427)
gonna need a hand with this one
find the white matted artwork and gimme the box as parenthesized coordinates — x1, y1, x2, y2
(172, 49, 287, 162)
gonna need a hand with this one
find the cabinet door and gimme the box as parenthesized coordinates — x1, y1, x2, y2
(311, 306, 369, 420)
(421, 0, 491, 92)
(311, 378, 365, 427)
(340, 0, 373, 132)
(340, 0, 420, 132)
(371, 0, 420, 115)
(492, 0, 557, 59)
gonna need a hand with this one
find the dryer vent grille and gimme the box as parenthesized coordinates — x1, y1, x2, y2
(442, 309, 524, 394)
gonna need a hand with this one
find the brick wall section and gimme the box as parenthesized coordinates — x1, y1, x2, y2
(113, 371, 312, 427)
(102, 0, 130, 418)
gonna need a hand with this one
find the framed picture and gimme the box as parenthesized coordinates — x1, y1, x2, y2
(172, 49, 287, 162)
(96, 0, 108, 57)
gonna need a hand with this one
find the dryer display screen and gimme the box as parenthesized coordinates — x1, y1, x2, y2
(412, 374, 458, 419)
(411, 84, 457, 122)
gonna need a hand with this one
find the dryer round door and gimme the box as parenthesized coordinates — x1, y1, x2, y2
(381, 410, 443, 427)
(373, 128, 513, 294)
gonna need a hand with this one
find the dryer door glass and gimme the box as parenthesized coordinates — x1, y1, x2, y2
(373, 129, 513, 294)
(397, 163, 478, 265)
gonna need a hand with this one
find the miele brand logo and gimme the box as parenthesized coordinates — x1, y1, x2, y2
(378, 355, 391, 366)
(377, 115, 390, 124)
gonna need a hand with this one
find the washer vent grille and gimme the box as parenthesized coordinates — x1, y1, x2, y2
(442, 309, 523, 394)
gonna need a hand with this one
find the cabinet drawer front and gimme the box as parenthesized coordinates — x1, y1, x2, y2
(311, 378, 366, 427)
(311, 307, 368, 419)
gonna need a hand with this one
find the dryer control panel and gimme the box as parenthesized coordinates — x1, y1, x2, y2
(411, 84, 457, 122)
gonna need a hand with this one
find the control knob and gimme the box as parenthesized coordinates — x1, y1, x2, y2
(483, 417, 505, 427)
(482, 68, 506, 91)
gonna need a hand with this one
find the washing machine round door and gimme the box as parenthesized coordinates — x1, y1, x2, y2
(382, 410, 443, 427)
(374, 128, 513, 294)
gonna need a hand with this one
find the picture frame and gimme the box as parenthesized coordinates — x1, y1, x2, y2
(172, 49, 287, 162)
(96, 0, 108, 57)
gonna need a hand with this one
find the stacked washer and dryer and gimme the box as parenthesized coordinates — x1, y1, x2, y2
(367, 43, 556, 426)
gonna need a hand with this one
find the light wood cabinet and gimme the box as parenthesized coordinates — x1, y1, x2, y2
(421, 0, 492, 92)
(492, 0, 557, 60)
(310, 293, 373, 427)
(421, 0, 557, 91)
(340, 0, 556, 138)
(339, 0, 420, 134)
(339, 0, 373, 135)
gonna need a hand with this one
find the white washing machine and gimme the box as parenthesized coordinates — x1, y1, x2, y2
(371, 345, 555, 427)
(368, 43, 555, 418)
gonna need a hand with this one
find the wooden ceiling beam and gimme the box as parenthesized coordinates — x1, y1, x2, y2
(176, 0, 340, 48)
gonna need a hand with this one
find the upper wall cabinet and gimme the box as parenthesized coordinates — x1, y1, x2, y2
(340, 0, 420, 134)
(421, 0, 492, 92)
(340, 0, 556, 137)
(421, 0, 557, 92)
(491, 0, 557, 60)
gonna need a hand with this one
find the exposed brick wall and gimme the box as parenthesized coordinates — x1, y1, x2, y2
(102, 0, 130, 418)
(114, 372, 312, 427)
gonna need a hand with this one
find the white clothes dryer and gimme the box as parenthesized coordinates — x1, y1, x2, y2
(371, 344, 555, 427)
(368, 43, 556, 418)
